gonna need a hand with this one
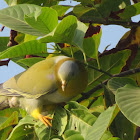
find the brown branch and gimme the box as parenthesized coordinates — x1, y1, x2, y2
(80, 19, 140, 27)
(0, 59, 10, 66)
(77, 67, 140, 103)
(7, 30, 18, 47)
(0, 26, 5, 32)
(59, 12, 140, 27)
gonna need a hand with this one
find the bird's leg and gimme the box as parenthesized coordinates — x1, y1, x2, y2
(38, 114, 53, 127)
(31, 108, 53, 127)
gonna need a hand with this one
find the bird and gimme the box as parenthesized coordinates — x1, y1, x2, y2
(0, 56, 88, 127)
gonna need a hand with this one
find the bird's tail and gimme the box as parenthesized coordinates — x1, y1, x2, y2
(0, 96, 9, 110)
(0, 84, 10, 110)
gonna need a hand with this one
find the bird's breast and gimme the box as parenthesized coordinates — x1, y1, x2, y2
(41, 90, 71, 104)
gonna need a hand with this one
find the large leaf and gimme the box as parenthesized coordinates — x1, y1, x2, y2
(85, 50, 131, 92)
(52, 106, 68, 136)
(73, 0, 94, 6)
(39, 15, 88, 51)
(0, 111, 18, 131)
(130, 46, 140, 69)
(107, 77, 137, 94)
(73, 21, 88, 50)
(51, 5, 71, 17)
(110, 112, 136, 140)
(8, 115, 35, 140)
(25, 7, 58, 35)
(116, 84, 140, 126)
(74, 0, 130, 21)
(35, 121, 51, 140)
(4, 0, 59, 6)
(63, 130, 84, 140)
(0, 40, 47, 59)
(0, 126, 13, 140)
(83, 28, 102, 58)
(39, 15, 77, 43)
(85, 105, 119, 140)
(97, 0, 131, 18)
(119, 2, 140, 19)
(65, 101, 97, 138)
(73, 5, 102, 21)
(0, 37, 9, 52)
(0, 4, 44, 36)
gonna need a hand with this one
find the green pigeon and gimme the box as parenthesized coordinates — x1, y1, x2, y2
(0, 56, 88, 126)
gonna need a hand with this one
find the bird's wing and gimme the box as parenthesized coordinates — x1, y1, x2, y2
(0, 58, 59, 99)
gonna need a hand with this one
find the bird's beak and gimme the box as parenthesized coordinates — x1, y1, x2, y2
(61, 80, 67, 91)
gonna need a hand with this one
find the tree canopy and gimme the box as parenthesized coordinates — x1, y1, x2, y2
(0, 0, 140, 139)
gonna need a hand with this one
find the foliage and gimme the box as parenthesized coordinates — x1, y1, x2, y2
(0, 0, 140, 139)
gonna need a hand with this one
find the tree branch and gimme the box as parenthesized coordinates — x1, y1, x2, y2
(59, 12, 140, 27)
(80, 18, 140, 27)
(0, 26, 5, 32)
(84, 63, 112, 77)
(0, 59, 10, 66)
(77, 67, 140, 103)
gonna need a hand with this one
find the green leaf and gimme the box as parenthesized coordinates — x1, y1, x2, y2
(65, 101, 97, 138)
(97, 0, 131, 18)
(0, 108, 19, 117)
(103, 85, 115, 108)
(4, 0, 59, 6)
(25, 7, 58, 35)
(0, 37, 9, 52)
(107, 77, 137, 94)
(0, 111, 18, 131)
(85, 105, 118, 140)
(35, 121, 51, 140)
(52, 5, 71, 17)
(39, 15, 77, 44)
(63, 130, 84, 140)
(130, 46, 140, 69)
(0, 40, 47, 59)
(100, 131, 113, 140)
(73, 0, 94, 6)
(110, 112, 136, 140)
(65, 101, 88, 111)
(8, 115, 35, 140)
(85, 50, 131, 92)
(0, 4, 44, 36)
(83, 28, 102, 58)
(73, 5, 102, 20)
(116, 84, 140, 126)
(73, 21, 88, 50)
(52, 106, 67, 136)
(0, 126, 13, 140)
(119, 2, 140, 19)
(17, 57, 45, 67)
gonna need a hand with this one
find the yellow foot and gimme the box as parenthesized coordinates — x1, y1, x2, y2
(38, 114, 53, 127)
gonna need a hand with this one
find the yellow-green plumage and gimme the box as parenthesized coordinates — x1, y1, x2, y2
(0, 56, 88, 126)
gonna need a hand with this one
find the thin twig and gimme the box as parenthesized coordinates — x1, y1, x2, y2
(80, 19, 140, 27)
(59, 12, 140, 27)
(87, 96, 99, 109)
(0, 26, 5, 32)
(0, 59, 10, 66)
(84, 63, 112, 77)
(77, 67, 140, 103)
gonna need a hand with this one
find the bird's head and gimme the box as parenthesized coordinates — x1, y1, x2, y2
(55, 58, 88, 97)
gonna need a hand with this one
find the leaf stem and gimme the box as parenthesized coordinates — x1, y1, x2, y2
(77, 67, 140, 103)
(83, 63, 112, 77)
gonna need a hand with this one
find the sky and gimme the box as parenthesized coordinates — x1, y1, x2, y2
(0, 0, 139, 83)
